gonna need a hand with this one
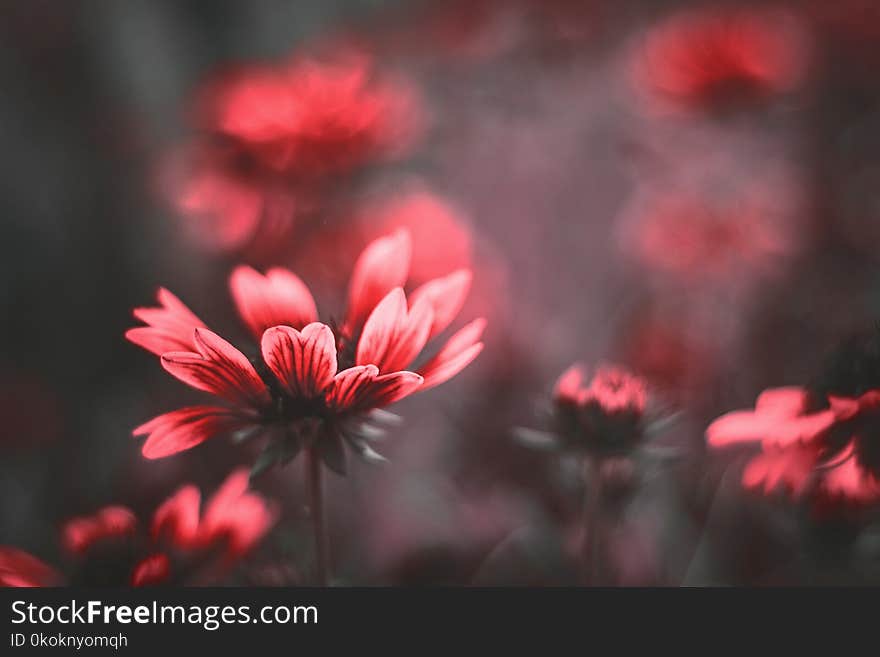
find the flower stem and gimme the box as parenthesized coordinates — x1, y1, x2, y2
(306, 446, 330, 586)
(579, 457, 604, 586)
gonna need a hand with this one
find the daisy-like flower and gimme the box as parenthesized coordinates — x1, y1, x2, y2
(632, 8, 809, 114)
(127, 228, 485, 474)
(707, 387, 880, 506)
(1, 470, 276, 588)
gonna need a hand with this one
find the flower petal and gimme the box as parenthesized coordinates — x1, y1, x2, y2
(134, 406, 249, 459)
(261, 323, 337, 399)
(742, 444, 817, 497)
(408, 269, 472, 340)
(230, 265, 318, 340)
(345, 229, 411, 332)
(822, 452, 880, 503)
(131, 553, 171, 587)
(328, 365, 423, 412)
(198, 469, 277, 558)
(707, 394, 836, 448)
(356, 288, 433, 372)
(754, 387, 810, 416)
(62, 506, 138, 555)
(418, 318, 486, 391)
(161, 328, 270, 409)
(127, 288, 207, 356)
(152, 485, 201, 548)
(0, 547, 62, 587)
(554, 364, 586, 405)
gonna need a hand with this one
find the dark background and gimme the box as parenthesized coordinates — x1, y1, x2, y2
(2, 0, 880, 585)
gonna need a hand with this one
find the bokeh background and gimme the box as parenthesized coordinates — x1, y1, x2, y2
(2, 0, 880, 585)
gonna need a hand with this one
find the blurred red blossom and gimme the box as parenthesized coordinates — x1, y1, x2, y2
(62, 506, 137, 555)
(554, 364, 647, 416)
(2, 470, 276, 587)
(198, 51, 420, 178)
(707, 387, 880, 507)
(162, 143, 301, 254)
(357, 189, 474, 284)
(0, 547, 61, 587)
(162, 49, 422, 255)
(617, 183, 798, 285)
(517, 364, 650, 458)
(631, 7, 809, 114)
(127, 229, 485, 472)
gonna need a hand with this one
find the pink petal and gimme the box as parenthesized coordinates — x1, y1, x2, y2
(152, 485, 202, 549)
(754, 387, 810, 417)
(328, 365, 422, 412)
(229, 266, 318, 340)
(408, 269, 472, 340)
(134, 406, 248, 459)
(131, 553, 171, 587)
(362, 370, 424, 408)
(127, 288, 207, 356)
(742, 445, 817, 497)
(345, 229, 411, 332)
(261, 323, 337, 399)
(356, 288, 434, 372)
(62, 506, 137, 555)
(0, 547, 62, 587)
(707, 411, 779, 446)
(161, 328, 270, 409)
(554, 364, 586, 404)
(198, 469, 277, 558)
(822, 452, 880, 503)
(418, 318, 486, 391)
(707, 386, 835, 448)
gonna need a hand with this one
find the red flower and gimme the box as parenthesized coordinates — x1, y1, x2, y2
(707, 387, 880, 505)
(163, 50, 421, 256)
(632, 8, 809, 113)
(200, 51, 420, 178)
(165, 146, 300, 255)
(554, 364, 647, 416)
(62, 506, 138, 555)
(539, 364, 650, 456)
(0, 547, 61, 587)
(3, 471, 277, 588)
(151, 469, 278, 559)
(128, 229, 485, 472)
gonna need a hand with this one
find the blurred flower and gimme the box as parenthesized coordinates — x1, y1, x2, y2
(707, 387, 880, 506)
(0, 547, 61, 587)
(163, 49, 421, 255)
(1, 470, 276, 587)
(632, 8, 809, 114)
(357, 188, 474, 284)
(516, 364, 657, 459)
(162, 143, 301, 255)
(62, 506, 137, 555)
(127, 229, 485, 474)
(136, 468, 278, 585)
(552, 364, 647, 457)
(199, 51, 420, 178)
(617, 183, 797, 286)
